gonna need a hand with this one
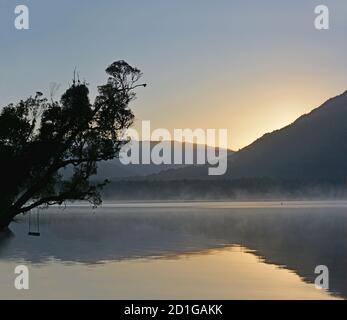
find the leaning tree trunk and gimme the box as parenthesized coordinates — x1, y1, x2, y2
(0, 198, 16, 231)
(0, 176, 20, 230)
(0, 214, 12, 231)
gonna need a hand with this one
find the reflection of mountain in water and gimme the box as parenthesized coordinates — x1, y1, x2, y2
(0, 204, 346, 298)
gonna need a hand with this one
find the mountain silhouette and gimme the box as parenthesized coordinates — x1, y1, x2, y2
(89, 141, 233, 180)
(151, 90, 347, 181)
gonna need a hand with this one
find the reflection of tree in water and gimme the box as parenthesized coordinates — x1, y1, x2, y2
(0, 205, 346, 298)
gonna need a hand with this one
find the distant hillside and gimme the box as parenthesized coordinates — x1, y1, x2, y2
(150, 91, 347, 181)
(89, 141, 233, 181)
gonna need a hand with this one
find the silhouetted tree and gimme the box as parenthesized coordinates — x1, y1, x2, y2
(0, 61, 145, 230)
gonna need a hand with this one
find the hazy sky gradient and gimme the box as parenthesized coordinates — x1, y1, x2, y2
(0, 0, 347, 149)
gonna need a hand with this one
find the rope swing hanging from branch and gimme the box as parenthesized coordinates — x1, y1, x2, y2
(28, 208, 40, 237)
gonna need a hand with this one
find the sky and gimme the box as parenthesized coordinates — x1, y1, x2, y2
(0, 0, 347, 150)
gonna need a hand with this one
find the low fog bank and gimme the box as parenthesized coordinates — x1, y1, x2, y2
(102, 178, 347, 201)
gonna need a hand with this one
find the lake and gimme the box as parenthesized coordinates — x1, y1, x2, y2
(0, 201, 346, 299)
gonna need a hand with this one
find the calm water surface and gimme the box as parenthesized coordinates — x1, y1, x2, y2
(0, 201, 346, 299)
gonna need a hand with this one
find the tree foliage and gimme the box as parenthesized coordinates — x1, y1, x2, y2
(0, 60, 145, 229)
